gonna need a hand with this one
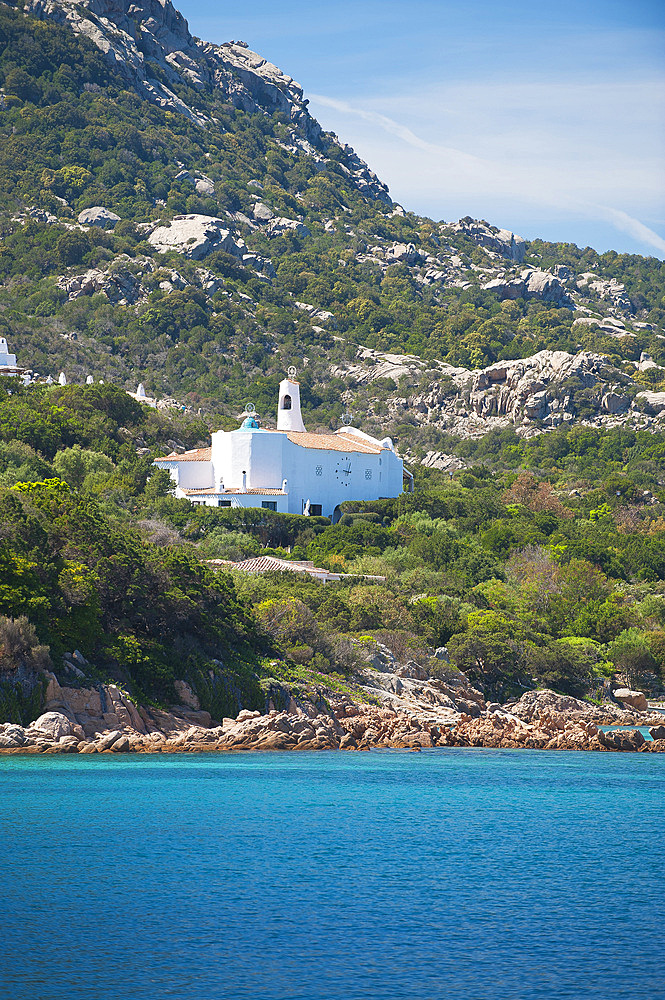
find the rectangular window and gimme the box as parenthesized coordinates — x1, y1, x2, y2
(261, 501, 277, 511)
(218, 500, 231, 507)
(309, 503, 322, 517)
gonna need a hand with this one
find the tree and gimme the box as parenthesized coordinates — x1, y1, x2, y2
(56, 229, 91, 267)
(4, 67, 41, 103)
(53, 444, 114, 489)
(607, 629, 658, 688)
(448, 610, 530, 698)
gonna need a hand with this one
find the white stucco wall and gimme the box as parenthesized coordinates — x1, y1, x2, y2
(0, 338, 16, 367)
(159, 459, 213, 490)
(278, 436, 402, 517)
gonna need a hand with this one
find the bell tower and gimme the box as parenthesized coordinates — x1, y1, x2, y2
(277, 377, 306, 432)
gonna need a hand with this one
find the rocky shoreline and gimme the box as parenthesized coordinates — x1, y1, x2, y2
(1, 687, 664, 756)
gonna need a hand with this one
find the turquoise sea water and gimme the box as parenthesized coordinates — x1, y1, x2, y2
(1, 749, 664, 1000)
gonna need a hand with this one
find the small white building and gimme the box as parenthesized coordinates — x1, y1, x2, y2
(127, 383, 158, 408)
(154, 377, 410, 520)
(0, 338, 26, 378)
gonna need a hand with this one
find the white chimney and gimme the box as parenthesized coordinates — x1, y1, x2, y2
(277, 378, 306, 432)
(58, 372, 67, 386)
(86, 375, 94, 385)
(137, 383, 146, 398)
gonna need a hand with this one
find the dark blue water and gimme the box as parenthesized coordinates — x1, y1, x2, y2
(1, 749, 663, 1000)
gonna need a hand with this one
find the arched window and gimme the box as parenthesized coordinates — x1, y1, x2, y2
(281, 394, 292, 410)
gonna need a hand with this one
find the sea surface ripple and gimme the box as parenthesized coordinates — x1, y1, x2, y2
(1, 749, 663, 1000)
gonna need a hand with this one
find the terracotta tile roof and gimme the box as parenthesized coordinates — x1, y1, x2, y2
(181, 487, 286, 496)
(154, 447, 211, 462)
(230, 556, 339, 578)
(284, 431, 381, 454)
(155, 433, 386, 460)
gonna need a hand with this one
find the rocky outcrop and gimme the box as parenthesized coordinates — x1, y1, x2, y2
(572, 315, 634, 340)
(482, 268, 570, 305)
(443, 712, 602, 751)
(56, 255, 150, 304)
(266, 217, 311, 238)
(294, 301, 336, 325)
(1, 674, 663, 755)
(507, 688, 661, 726)
(356, 641, 485, 724)
(444, 218, 526, 262)
(175, 170, 215, 197)
(336, 346, 653, 440)
(636, 391, 665, 415)
(598, 728, 645, 751)
(575, 273, 632, 311)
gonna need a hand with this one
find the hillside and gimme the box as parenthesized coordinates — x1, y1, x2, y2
(0, 0, 663, 453)
(0, 0, 664, 724)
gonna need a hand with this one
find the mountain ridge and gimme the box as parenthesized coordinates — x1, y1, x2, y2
(24, 0, 391, 201)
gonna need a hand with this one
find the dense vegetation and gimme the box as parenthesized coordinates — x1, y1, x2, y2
(0, 382, 663, 711)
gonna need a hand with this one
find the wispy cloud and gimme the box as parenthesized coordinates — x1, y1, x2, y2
(309, 79, 665, 256)
(312, 94, 474, 161)
(595, 208, 665, 256)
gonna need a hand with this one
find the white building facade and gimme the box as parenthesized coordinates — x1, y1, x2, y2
(0, 338, 27, 379)
(154, 377, 409, 520)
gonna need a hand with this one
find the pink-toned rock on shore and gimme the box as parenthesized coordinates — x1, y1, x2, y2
(1, 685, 663, 756)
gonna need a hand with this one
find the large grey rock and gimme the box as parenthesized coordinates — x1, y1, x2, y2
(636, 391, 665, 415)
(598, 728, 645, 751)
(613, 688, 648, 712)
(601, 391, 629, 414)
(395, 660, 429, 680)
(148, 214, 242, 259)
(266, 217, 311, 238)
(32, 712, 74, 739)
(0, 724, 27, 748)
(252, 202, 274, 222)
(483, 268, 569, 304)
(56, 255, 150, 305)
(77, 206, 120, 229)
(175, 170, 215, 196)
(510, 689, 597, 721)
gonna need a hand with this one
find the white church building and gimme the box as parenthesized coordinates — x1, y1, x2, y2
(154, 377, 410, 520)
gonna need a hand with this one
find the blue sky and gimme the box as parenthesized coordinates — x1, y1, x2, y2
(177, 0, 665, 258)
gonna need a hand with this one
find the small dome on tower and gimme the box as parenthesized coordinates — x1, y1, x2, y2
(241, 415, 260, 429)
